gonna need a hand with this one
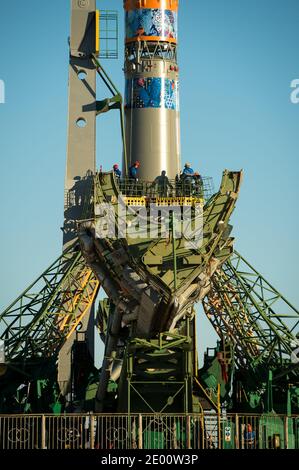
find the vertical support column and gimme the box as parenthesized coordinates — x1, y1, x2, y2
(128, 375, 131, 415)
(64, 0, 97, 246)
(59, 0, 97, 398)
(217, 383, 222, 449)
(127, 357, 132, 447)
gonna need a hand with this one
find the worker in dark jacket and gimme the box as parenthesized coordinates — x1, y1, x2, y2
(129, 161, 140, 195)
(152, 171, 173, 197)
(129, 161, 140, 180)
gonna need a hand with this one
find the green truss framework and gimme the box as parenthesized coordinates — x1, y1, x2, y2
(0, 243, 99, 364)
(202, 251, 299, 381)
(0, 245, 299, 401)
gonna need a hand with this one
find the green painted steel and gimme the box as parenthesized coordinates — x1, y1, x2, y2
(0, 4, 299, 448)
(84, 169, 242, 413)
(0, 244, 82, 362)
(203, 250, 299, 380)
(202, 250, 299, 413)
(0, 243, 98, 413)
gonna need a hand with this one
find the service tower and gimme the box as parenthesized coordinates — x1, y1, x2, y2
(124, 0, 181, 179)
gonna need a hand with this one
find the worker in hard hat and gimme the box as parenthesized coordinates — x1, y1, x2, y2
(182, 163, 196, 196)
(182, 162, 195, 177)
(244, 423, 256, 449)
(113, 164, 121, 178)
(129, 161, 140, 180)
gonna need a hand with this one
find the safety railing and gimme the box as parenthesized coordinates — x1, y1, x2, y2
(0, 413, 298, 450)
(117, 176, 214, 200)
(220, 414, 299, 450)
(0, 415, 42, 450)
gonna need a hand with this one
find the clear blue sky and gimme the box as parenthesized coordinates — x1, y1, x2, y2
(0, 0, 298, 363)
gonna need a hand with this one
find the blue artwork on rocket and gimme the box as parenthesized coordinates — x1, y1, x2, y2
(125, 78, 178, 110)
(126, 9, 178, 40)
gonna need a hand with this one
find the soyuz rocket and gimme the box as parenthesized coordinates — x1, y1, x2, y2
(123, 0, 181, 180)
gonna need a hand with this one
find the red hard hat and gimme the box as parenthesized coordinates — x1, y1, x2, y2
(113, 164, 119, 169)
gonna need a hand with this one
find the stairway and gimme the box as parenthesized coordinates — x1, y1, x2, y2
(203, 411, 219, 449)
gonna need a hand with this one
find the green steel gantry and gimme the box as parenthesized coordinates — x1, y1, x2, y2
(0, 0, 298, 432)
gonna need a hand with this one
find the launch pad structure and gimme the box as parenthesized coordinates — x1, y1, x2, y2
(0, 0, 299, 450)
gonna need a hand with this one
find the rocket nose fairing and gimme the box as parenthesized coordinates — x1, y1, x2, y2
(124, 0, 181, 180)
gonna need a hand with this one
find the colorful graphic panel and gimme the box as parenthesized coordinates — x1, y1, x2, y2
(126, 9, 178, 41)
(125, 77, 179, 110)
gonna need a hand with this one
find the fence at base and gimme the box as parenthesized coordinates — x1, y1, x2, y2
(0, 413, 298, 450)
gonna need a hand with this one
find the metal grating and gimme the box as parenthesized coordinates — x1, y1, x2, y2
(98, 10, 118, 60)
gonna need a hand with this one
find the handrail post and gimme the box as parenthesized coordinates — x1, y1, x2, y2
(41, 415, 46, 449)
(201, 413, 205, 449)
(186, 415, 191, 449)
(217, 383, 222, 449)
(90, 413, 95, 449)
(235, 414, 239, 449)
(138, 414, 143, 449)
